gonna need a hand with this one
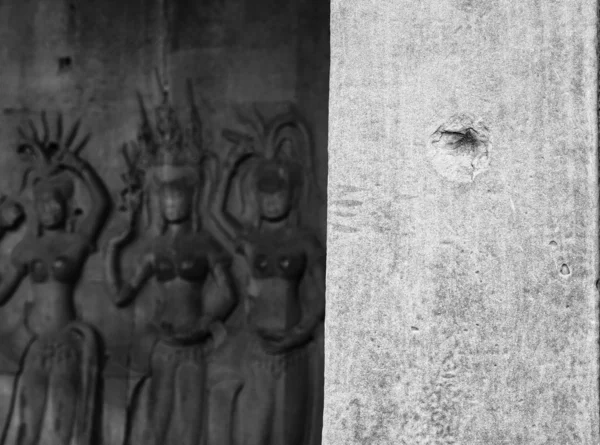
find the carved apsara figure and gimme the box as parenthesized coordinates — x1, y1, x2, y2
(0, 112, 110, 445)
(206, 107, 326, 445)
(105, 84, 236, 445)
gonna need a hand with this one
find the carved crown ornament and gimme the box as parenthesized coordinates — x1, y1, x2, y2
(121, 73, 217, 193)
(222, 103, 325, 211)
(16, 111, 91, 200)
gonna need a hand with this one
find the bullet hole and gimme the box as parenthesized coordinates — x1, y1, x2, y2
(411, 326, 419, 331)
(560, 264, 571, 276)
(58, 56, 72, 73)
(549, 240, 558, 248)
(428, 113, 491, 183)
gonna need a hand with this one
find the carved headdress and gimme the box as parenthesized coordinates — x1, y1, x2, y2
(225, 104, 322, 208)
(17, 111, 89, 200)
(120, 75, 216, 232)
(16, 111, 91, 234)
(128, 76, 214, 189)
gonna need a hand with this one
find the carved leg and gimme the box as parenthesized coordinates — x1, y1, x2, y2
(39, 341, 79, 445)
(167, 355, 205, 445)
(3, 341, 49, 445)
(306, 337, 324, 445)
(127, 344, 176, 445)
(233, 365, 274, 445)
(68, 323, 100, 445)
(205, 377, 244, 445)
(204, 336, 245, 445)
(271, 358, 310, 445)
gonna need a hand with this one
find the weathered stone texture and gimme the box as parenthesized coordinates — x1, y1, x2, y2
(326, 1, 598, 444)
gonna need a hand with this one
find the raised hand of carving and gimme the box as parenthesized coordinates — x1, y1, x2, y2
(0, 195, 25, 237)
(0, 111, 108, 445)
(104, 77, 236, 445)
(16, 111, 109, 241)
(0, 196, 26, 308)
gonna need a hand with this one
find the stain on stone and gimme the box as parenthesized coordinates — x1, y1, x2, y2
(333, 199, 363, 207)
(16, 423, 26, 444)
(332, 223, 359, 233)
(451, 0, 493, 16)
(428, 113, 491, 183)
(68, 2, 77, 30)
(339, 184, 365, 194)
(333, 211, 356, 218)
(3, 107, 30, 115)
(58, 56, 73, 73)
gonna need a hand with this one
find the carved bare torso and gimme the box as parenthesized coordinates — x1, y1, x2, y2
(13, 232, 90, 336)
(239, 228, 308, 332)
(148, 232, 226, 339)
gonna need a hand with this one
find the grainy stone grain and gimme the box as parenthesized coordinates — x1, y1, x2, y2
(326, 1, 599, 444)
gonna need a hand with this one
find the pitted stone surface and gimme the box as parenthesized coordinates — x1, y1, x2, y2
(327, 0, 599, 443)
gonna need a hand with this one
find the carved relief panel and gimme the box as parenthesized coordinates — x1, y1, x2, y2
(0, 74, 325, 445)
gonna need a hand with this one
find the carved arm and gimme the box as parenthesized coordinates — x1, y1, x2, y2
(0, 200, 27, 305)
(292, 255, 326, 341)
(73, 158, 110, 242)
(209, 259, 237, 321)
(208, 133, 254, 256)
(0, 263, 26, 307)
(0, 197, 25, 240)
(105, 233, 153, 307)
(260, 245, 326, 353)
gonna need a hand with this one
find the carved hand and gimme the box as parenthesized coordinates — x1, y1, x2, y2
(0, 197, 25, 231)
(115, 189, 143, 243)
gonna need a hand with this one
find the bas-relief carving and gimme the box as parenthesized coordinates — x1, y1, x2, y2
(0, 113, 110, 445)
(0, 84, 325, 445)
(205, 106, 325, 445)
(105, 82, 237, 445)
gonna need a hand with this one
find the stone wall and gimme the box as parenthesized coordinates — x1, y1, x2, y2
(326, 1, 599, 444)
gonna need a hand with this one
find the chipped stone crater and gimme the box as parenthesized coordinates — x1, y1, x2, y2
(428, 113, 491, 183)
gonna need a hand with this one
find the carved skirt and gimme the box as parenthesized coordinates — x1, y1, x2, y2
(125, 335, 213, 445)
(202, 331, 315, 445)
(0, 321, 99, 445)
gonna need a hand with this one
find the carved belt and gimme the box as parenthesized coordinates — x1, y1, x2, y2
(28, 322, 99, 370)
(247, 339, 310, 380)
(153, 339, 209, 366)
